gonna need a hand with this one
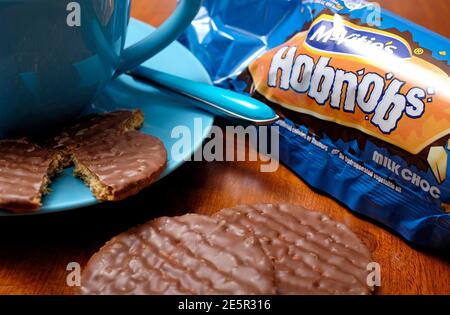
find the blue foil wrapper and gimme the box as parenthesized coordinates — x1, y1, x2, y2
(181, 0, 450, 250)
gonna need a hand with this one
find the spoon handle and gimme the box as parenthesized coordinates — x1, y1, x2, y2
(128, 66, 279, 125)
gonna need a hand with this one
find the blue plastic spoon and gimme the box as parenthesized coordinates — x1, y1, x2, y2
(128, 66, 279, 125)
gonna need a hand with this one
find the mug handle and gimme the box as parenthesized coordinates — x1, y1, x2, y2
(116, 0, 202, 75)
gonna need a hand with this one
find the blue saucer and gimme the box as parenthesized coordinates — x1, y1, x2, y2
(0, 19, 214, 216)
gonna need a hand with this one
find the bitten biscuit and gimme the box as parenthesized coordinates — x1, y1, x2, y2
(53, 109, 144, 167)
(81, 214, 276, 295)
(214, 204, 373, 295)
(54, 109, 144, 148)
(0, 139, 64, 213)
(72, 131, 167, 201)
(52, 109, 167, 201)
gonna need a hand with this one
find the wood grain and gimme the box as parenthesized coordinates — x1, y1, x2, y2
(0, 0, 449, 295)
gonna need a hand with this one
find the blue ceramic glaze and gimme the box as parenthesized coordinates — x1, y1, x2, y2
(0, 0, 201, 135)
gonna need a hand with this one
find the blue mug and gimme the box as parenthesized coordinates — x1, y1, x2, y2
(0, 0, 202, 135)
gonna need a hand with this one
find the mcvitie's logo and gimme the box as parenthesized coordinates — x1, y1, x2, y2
(305, 15, 412, 59)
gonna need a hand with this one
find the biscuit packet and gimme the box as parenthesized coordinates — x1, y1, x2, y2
(181, 0, 450, 250)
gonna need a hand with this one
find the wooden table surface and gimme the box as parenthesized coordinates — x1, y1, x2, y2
(0, 0, 449, 295)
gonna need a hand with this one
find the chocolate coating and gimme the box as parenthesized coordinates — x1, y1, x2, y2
(0, 139, 55, 212)
(214, 204, 373, 295)
(81, 214, 276, 295)
(73, 131, 167, 201)
(53, 109, 144, 150)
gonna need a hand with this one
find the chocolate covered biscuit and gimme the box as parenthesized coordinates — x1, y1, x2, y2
(53, 109, 144, 167)
(0, 139, 63, 213)
(81, 214, 276, 295)
(214, 204, 373, 295)
(52, 109, 167, 201)
(54, 109, 144, 150)
(72, 131, 167, 201)
(0, 110, 164, 211)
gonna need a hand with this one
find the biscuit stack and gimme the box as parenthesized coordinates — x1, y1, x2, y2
(81, 204, 373, 295)
(0, 110, 167, 213)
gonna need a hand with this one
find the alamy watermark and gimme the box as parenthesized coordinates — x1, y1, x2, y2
(66, 2, 81, 27)
(306, 0, 382, 26)
(361, 2, 382, 27)
(66, 262, 81, 287)
(171, 119, 281, 173)
(66, 261, 382, 288)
